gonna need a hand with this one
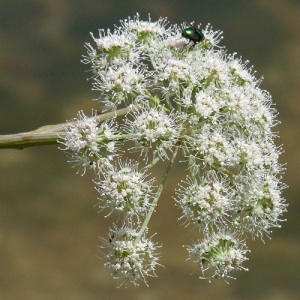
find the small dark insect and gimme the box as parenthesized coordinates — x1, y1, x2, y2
(182, 21, 205, 46)
(109, 235, 115, 243)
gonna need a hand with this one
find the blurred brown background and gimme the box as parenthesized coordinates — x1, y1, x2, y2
(0, 0, 299, 299)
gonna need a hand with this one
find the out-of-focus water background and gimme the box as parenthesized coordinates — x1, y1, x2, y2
(0, 0, 299, 299)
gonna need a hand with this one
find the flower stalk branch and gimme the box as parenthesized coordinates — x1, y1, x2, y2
(0, 107, 130, 149)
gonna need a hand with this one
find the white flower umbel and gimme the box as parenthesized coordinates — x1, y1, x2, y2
(187, 231, 249, 281)
(60, 13, 287, 285)
(175, 171, 232, 229)
(101, 222, 161, 287)
(59, 110, 119, 174)
(95, 160, 155, 216)
(124, 105, 181, 159)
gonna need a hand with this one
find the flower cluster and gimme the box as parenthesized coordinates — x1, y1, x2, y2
(94, 159, 155, 215)
(187, 231, 249, 281)
(60, 13, 286, 285)
(100, 222, 161, 286)
(59, 110, 118, 174)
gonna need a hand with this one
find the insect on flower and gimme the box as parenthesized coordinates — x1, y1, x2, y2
(182, 20, 205, 46)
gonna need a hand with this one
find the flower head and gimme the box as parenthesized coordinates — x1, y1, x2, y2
(101, 222, 161, 286)
(59, 110, 118, 174)
(187, 231, 249, 281)
(60, 13, 287, 285)
(124, 105, 181, 159)
(95, 160, 155, 216)
(175, 171, 232, 229)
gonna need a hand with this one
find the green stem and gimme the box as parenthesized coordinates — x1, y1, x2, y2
(142, 156, 161, 171)
(0, 107, 130, 149)
(136, 147, 178, 242)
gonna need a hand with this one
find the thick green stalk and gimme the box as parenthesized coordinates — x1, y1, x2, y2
(0, 107, 129, 149)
